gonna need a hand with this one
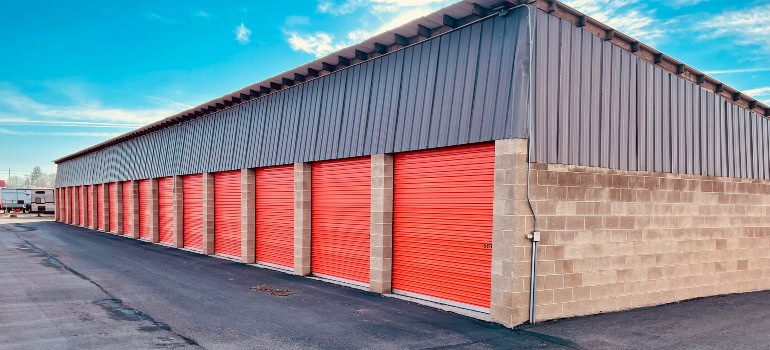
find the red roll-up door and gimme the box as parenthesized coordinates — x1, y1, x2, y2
(256, 165, 294, 268)
(183, 174, 203, 250)
(108, 183, 117, 233)
(158, 177, 174, 244)
(96, 184, 104, 231)
(392, 143, 494, 309)
(86, 185, 93, 228)
(138, 179, 151, 240)
(215, 170, 241, 257)
(311, 157, 370, 284)
(72, 187, 79, 225)
(121, 181, 132, 235)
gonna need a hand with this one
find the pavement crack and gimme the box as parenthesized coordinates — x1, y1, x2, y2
(11, 231, 203, 349)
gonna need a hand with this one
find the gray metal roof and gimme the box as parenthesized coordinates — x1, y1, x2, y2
(54, 0, 770, 164)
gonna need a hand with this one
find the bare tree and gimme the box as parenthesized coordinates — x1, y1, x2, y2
(30, 166, 43, 187)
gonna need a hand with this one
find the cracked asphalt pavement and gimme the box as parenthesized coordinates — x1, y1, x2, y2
(2, 218, 770, 349)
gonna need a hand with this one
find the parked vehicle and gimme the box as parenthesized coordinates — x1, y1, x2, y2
(1, 188, 55, 213)
(1, 189, 30, 213)
(29, 189, 55, 213)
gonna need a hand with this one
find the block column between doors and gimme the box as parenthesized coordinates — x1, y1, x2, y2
(102, 184, 110, 232)
(72, 188, 79, 226)
(490, 138, 529, 327)
(173, 175, 184, 248)
(242, 169, 256, 263)
(149, 178, 160, 243)
(115, 182, 123, 234)
(90, 185, 99, 230)
(294, 163, 311, 276)
(370, 154, 393, 294)
(202, 173, 215, 255)
(130, 180, 140, 239)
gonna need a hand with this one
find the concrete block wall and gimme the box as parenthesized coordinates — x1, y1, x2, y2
(507, 158, 770, 325)
(369, 154, 393, 294)
(294, 163, 312, 276)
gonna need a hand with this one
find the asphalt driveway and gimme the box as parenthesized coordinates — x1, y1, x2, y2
(1, 219, 769, 349)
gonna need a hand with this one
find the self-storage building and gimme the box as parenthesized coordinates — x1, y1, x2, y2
(54, 0, 770, 327)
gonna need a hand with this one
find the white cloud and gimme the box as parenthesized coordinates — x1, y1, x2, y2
(561, 0, 663, 42)
(0, 118, 141, 128)
(288, 0, 455, 56)
(663, 0, 709, 7)
(0, 128, 122, 138)
(287, 32, 347, 58)
(744, 87, 770, 98)
(146, 96, 193, 108)
(697, 4, 770, 52)
(234, 23, 251, 44)
(195, 10, 210, 18)
(704, 67, 770, 75)
(0, 86, 181, 126)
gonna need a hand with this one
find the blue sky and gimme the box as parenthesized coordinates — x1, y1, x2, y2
(0, 0, 769, 180)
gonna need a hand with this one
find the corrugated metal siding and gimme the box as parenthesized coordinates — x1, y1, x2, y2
(183, 174, 204, 250)
(255, 165, 294, 268)
(138, 179, 150, 239)
(392, 143, 494, 309)
(121, 181, 132, 234)
(531, 11, 770, 179)
(214, 170, 241, 257)
(55, 8, 531, 186)
(158, 177, 174, 244)
(311, 157, 371, 284)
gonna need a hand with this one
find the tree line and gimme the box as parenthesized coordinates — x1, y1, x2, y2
(3, 166, 57, 188)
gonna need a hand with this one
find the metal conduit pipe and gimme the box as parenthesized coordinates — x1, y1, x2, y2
(517, 2, 540, 325)
(500, 1, 539, 325)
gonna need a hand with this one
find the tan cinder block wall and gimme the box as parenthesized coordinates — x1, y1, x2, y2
(78, 186, 88, 227)
(91, 186, 99, 230)
(294, 163, 312, 276)
(173, 176, 184, 248)
(102, 185, 110, 232)
(149, 178, 159, 243)
(507, 144, 770, 325)
(491, 139, 531, 325)
(54, 188, 59, 221)
(115, 182, 123, 234)
(242, 169, 256, 263)
(129, 181, 140, 239)
(370, 154, 393, 294)
(202, 173, 215, 255)
(73, 188, 80, 226)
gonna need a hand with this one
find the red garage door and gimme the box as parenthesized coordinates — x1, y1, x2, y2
(183, 174, 203, 250)
(256, 165, 294, 268)
(96, 184, 104, 231)
(215, 170, 241, 257)
(393, 143, 494, 310)
(138, 179, 151, 240)
(108, 183, 117, 233)
(121, 181, 132, 235)
(73, 187, 80, 226)
(158, 177, 174, 245)
(311, 157, 370, 284)
(87, 185, 94, 228)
